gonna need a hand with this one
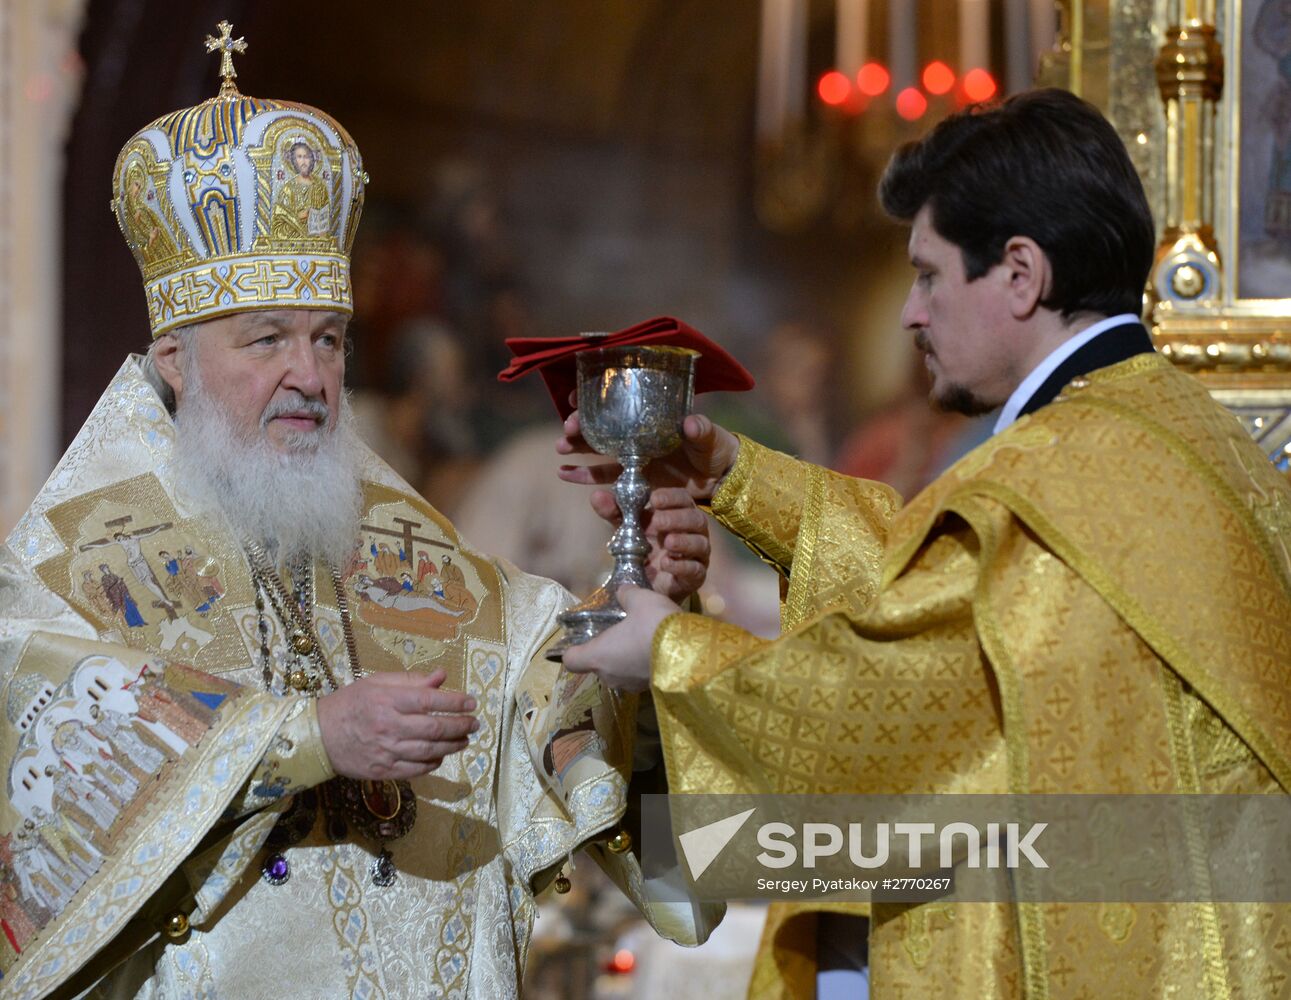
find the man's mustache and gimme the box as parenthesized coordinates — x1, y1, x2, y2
(914, 331, 933, 356)
(260, 395, 330, 428)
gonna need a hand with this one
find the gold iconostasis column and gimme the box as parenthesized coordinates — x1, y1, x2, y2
(1047, 0, 1291, 472)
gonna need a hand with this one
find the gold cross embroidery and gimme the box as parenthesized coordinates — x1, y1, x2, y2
(204, 20, 247, 97)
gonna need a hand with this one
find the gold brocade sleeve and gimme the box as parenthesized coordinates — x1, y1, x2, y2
(510, 628, 722, 947)
(651, 523, 1004, 799)
(222, 697, 336, 819)
(781, 458, 900, 630)
(709, 436, 806, 575)
(710, 437, 900, 628)
(649, 519, 1006, 998)
(0, 629, 293, 998)
(650, 613, 775, 795)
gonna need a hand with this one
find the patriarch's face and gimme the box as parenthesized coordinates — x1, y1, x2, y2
(173, 309, 347, 453)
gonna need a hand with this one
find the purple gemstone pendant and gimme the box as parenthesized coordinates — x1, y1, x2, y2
(262, 853, 290, 886)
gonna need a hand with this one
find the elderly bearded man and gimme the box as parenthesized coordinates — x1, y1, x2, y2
(0, 25, 716, 1000)
(561, 89, 1291, 998)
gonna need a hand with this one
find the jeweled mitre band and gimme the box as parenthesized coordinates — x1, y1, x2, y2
(144, 253, 352, 334)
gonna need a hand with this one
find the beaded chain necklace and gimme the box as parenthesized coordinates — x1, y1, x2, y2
(245, 542, 416, 887)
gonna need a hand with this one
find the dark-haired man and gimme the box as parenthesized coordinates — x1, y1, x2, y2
(560, 89, 1291, 996)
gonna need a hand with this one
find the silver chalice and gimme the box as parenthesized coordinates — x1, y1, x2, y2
(546, 345, 698, 661)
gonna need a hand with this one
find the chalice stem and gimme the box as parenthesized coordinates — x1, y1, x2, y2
(608, 454, 651, 588)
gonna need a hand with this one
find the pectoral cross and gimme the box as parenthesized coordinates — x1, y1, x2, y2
(204, 20, 247, 98)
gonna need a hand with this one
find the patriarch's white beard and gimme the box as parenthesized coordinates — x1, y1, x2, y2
(172, 368, 365, 569)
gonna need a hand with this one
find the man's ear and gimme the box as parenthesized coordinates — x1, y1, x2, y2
(151, 333, 186, 400)
(1000, 236, 1051, 320)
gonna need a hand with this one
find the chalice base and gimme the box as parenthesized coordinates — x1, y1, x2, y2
(545, 584, 630, 661)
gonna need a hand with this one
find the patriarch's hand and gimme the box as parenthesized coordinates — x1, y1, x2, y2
(317, 670, 478, 780)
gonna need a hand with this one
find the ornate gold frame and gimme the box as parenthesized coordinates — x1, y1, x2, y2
(1042, 0, 1291, 469)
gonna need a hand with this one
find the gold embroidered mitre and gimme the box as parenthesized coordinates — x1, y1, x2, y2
(110, 20, 366, 337)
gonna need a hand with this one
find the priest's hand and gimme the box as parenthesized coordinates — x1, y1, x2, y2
(317, 670, 479, 780)
(587, 486, 710, 600)
(557, 409, 740, 504)
(561, 586, 677, 692)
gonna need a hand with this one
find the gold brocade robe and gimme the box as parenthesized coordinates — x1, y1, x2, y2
(0, 359, 713, 1000)
(652, 354, 1291, 999)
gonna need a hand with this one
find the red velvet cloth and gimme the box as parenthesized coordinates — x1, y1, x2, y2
(498, 316, 755, 419)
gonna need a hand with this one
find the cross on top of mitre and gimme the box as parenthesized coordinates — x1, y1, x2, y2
(204, 20, 247, 98)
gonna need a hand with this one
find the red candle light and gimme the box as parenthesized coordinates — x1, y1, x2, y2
(817, 69, 854, 106)
(922, 60, 955, 95)
(895, 87, 928, 120)
(856, 61, 891, 97)
(962, 67, 997, 102)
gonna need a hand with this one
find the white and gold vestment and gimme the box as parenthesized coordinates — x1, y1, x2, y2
(0, 23, 714, 998)
(0, 361, 711, 1000)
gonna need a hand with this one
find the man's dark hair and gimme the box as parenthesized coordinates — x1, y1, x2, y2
(879, 88, 1155, 318)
